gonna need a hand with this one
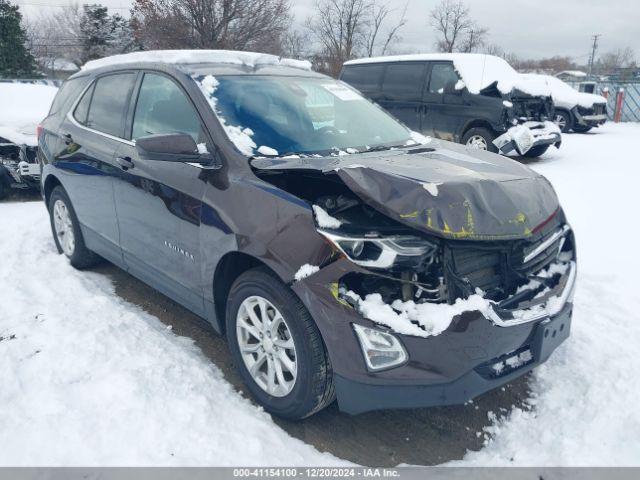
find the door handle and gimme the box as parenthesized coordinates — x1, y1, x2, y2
(116, 156, 134, 170)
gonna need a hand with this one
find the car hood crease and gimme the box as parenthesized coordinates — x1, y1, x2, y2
(251, 141, 560, 240)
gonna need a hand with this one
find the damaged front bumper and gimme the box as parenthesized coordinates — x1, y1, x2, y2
(493, 121, 562, 155)
(334, 304, 571, 414)
(575, 108, 607, 128)
(292, 251, 576, 415)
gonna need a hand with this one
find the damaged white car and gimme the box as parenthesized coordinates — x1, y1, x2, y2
(0, 83, 58, 198)
(523, 73, 608, 133)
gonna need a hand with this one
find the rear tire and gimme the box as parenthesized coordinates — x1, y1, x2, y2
(522, 144, 550, 158)
(226, 267, 335, 420)
(48, 186, 101, 269)
(462, 127, 498, 153)
(553, 110, 573, 133)
(572, 124, 592, 133)
(0, 177, 8, 200)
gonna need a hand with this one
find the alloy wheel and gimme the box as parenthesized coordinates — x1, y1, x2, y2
(466, 134, 488, 150)
(554, 114, 567, 130)
(53, 199, 75, 257)
(236, 295, 297, 397)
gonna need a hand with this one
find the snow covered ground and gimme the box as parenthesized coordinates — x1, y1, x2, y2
(0, 204, 342, 466)
(455, 123, 640, 466)
(0, 123, 638, 466)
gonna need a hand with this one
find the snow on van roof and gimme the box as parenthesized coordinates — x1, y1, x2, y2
(522, 73, 607, 109)
(81, 50, 312, 72)
(344, 53, 551, 97)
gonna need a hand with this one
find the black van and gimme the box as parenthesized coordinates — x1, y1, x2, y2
(39, 50, 575, 419)
(340, 53, 562, 157)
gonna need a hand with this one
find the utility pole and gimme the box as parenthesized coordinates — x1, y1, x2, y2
(588, 34, 600, 78)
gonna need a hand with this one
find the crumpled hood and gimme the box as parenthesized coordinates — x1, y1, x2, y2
(251, 139, 559, 241)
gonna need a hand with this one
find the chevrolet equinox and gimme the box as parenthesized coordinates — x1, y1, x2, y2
(39, 50, 577, 419)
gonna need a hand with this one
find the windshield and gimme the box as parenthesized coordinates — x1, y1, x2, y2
(193, 74, 413, 157)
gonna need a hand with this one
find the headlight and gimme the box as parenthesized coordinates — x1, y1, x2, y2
(353, 324, 408, 371)
(318, 230, 437, 269)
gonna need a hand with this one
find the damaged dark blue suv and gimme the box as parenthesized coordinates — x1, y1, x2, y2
(39, 50, 576, 419)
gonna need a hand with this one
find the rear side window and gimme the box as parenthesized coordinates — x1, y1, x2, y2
(73, 83, 94, 125)
(428, 62, 459, 93)
(86, 73, 136, 137)
(132, 73, 203, 142)
(381, 63, 427, 101)
(49, 77, 88, 116)
(341, 65, 385, 93)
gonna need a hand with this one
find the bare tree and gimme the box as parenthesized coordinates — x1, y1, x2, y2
(483, 43, 504, 57)
(25, 3, 84, 69)
(306, 0, 408, 77)
(306, 0, 369, 76)
(365, 2, 408, 57)
(282, 29, 310, 59)
(132, 0, 291, 54)
(429, 0, 487, 53)
(597, 47, 637, 74)
(458, 24, 487, 53)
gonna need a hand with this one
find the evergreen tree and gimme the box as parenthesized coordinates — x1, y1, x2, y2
(79, 4, 138, 63)
(79, 4, 111, 62)
(0, 0, 39, 77)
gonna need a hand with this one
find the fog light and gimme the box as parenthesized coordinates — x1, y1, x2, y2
(353, 324, 408, 371)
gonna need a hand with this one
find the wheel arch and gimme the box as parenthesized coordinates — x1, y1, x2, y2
(213, 251, 280, 335)
(43, 174, 63, 208)
(555, 107, 574, 119)
(461, 119, 497, 139)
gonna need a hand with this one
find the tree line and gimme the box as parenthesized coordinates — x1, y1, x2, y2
(0, 0, 637, 78)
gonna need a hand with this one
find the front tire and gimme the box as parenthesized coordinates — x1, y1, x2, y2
(554, 110, 573, 133)
(48, 186, 100, 269)
(226, 267, 335, 419)
(462, 127, 498, 153)
(572, 124, 592, 133)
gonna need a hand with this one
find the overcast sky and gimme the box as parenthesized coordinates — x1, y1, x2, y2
(16, 0, 640, 62)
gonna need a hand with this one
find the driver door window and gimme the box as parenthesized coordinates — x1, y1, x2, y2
(132, 73, 205, 144)
(428, 63, 459, 94)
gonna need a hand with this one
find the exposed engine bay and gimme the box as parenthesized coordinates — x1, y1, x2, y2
(255, 162, 575, 320)
(0, 138, 40, 197)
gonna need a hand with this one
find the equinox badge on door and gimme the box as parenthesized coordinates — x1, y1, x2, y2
(164, 240, 195, 261)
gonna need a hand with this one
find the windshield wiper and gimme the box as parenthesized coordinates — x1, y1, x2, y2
(360, 143, 407, 154)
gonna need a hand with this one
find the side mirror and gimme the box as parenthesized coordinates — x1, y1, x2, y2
(135, 133, 222, 169)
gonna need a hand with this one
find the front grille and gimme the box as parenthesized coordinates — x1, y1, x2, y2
(445, 222, 570, 302)
(593, 103, 607, 115)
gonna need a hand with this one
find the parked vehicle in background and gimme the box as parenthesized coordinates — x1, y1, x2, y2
(578, 81, 597, 94)
(39, 50, 576, 419)
(523, 74, 607, 133)
(340, 53, 561, 158)
(0, 83, 58, 199)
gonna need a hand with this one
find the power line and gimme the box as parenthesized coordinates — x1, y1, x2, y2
(16, 1, 131, 10)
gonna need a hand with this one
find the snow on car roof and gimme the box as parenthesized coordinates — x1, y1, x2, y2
(344, 53, 551, 97)
(556, 70, 587, 78)
(82, 50, 312, 72)
(522, 73, 607, 108)
(0, 82, 58, 146)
